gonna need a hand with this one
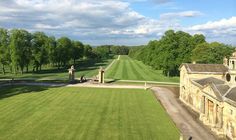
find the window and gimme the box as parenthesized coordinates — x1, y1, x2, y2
(230, 109, 233, 115)
(226, 73, 231, 82)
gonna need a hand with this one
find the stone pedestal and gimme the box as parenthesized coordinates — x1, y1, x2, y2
(98, 67, 105, 84)
(68, 65, 75, 83)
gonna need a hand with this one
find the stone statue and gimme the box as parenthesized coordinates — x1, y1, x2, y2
(68, 65, 76, 83)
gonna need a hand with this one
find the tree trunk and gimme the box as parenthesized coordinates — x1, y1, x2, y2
(74, 59, 76, 65)
(20, 67, 23, 74)
(2, 64, 5, 75)
(26, 65, 29, 73)
(40, 65, 42, 71)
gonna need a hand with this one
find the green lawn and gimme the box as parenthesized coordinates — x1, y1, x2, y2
(0, 59, 113, 81)
(106, 55, 179, 83)
(0, 86, 179, 140)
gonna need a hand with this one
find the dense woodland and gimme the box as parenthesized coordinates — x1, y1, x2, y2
(0, 28, 129, 75)
(129, 30, 234, 76)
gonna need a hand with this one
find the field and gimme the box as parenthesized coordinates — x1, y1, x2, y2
(106, 55, 179, 83)
(0, 59, 113, 81)
(0, 86, 179, 140)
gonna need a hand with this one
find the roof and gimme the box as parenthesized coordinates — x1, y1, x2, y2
(225, 87, 236, 102)
(215, 84, 231, 96)
(191, 77, 233, 102)
(193, 77, 225, 87)
(180, 63, 228, 74)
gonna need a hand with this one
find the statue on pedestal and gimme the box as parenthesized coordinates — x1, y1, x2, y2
(68, 65, 75, 83)
(98, 66, 105, 84)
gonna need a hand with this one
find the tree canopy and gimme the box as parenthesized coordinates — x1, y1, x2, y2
(0, 28, 105, 74)
(129, 30, 234, 76)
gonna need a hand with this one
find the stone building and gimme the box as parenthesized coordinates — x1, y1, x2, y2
(179, 50, 236, 139)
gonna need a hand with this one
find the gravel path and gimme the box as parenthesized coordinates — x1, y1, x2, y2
(66, 82, 145, 89)
(152, 87, 217, 140)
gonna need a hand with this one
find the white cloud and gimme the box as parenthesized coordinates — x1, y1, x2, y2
(0, 0, 235, 45)
(189, 17, 236, 31)
(187, 17, 236, 37)
(160, 11, 203, 19)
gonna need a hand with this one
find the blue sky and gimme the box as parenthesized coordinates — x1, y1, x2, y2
(0, 0, 235, 45)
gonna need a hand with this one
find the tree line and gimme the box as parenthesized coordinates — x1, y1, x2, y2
(129, 30, 234, 77)
(94, 45, 130, 59)
(0, 28, 129, 75)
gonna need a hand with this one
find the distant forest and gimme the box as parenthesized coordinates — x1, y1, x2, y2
(129, 30, 234, 76)
(0, 28, 129, 74)
(0, 28, 234, 77)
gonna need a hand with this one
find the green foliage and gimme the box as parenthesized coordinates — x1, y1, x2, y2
(0, 27, 114, 75)
(10, 29, 32, 74)
(110, 45, 130, 55)
(56, 37, 72, 68)
(0, 28, 10, 74)
(71, 41, 84, 64)
(191, 42, 234, 63)
(94, 45, 110, 59)
(32, 32, 49, 71)
(129, 30, 234, 76)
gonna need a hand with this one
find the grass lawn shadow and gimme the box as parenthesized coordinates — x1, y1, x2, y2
(105, 79, 120, 83)
(0, 85, 50, 100)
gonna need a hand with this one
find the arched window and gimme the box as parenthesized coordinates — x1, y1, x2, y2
(226, 73, 231, 82)
(233, 61, 235, 69)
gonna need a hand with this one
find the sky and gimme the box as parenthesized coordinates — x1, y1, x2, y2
(0, 0, 235, 46)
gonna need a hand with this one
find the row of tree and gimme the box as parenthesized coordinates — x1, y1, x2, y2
(94, 45, 130, 59)
(0, 28, 103, 74)
(129, 30, 234, 76)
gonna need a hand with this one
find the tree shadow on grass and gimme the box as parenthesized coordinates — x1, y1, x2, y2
(106, 79, 120, 83)
(0, 85, 50, 100)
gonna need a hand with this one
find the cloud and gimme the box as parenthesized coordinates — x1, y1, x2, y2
(151, 0, 171, 4)
(127, 0, 171, 4)
(188, 17, 236, 37)
(160, 11, 203, 19)
(0, 0, 235, 45)
(189, 17, 236, 31)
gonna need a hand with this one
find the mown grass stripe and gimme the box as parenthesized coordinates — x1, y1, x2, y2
(0, 86, 180, 140)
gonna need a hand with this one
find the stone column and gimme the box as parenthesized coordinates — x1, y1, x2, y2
(218, 107, 223, 128)
(213, 103, 217, 126)
(205, 98, 209, 120)
(201, 96, 205, 114)
(98, 67, 105, 84)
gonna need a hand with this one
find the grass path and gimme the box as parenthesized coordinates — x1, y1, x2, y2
(105, 55, 179, 83)
(0, 86, 180, 140)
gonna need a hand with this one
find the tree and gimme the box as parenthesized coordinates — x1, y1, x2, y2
(56, 37, 72, 68)
(46, 36, 57, 66)
(10, 29, 32, 74)
(94, 46, 110, 59)
(192, 42, 234, 63)
(71, 41, 84, 65)
(129, 30, 234, 77)
(32, 32, 49, 71)
(83, 44, 93, 59)
(0, 28, 10, 74)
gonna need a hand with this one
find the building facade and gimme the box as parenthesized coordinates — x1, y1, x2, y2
(180, 51, 236, 139)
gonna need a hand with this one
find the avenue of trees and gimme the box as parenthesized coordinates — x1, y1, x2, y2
(0, 28, 97, 74)
(0, 27, 130, 75)
(129, 30, 234, 77)
(94, 45, 130, 59)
